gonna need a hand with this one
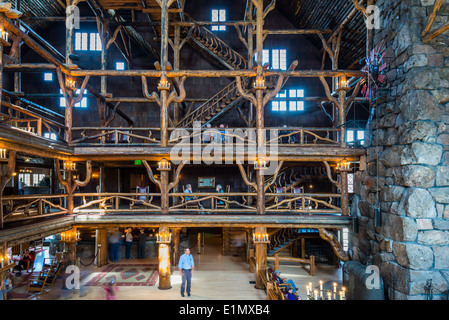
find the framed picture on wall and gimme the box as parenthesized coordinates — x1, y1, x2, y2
(198, 177, 215, 188)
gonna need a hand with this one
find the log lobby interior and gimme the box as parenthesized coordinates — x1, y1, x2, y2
(0, 0, 411, 301)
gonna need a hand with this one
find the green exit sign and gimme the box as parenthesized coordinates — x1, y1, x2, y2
(134, 160, 142, 165)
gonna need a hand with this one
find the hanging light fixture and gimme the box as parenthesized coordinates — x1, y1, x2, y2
(63, 161, 76, 171)
(336, 160, 351, 172)
(157, 158, 171, 171)
(253, 158, 268, 170)
(157, 75, 170, 91)
(252, 75, 266, 90)
(65, 76, 77, 90)
(337, 75, 350, 92)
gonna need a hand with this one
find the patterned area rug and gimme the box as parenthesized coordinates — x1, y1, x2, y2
(83, 264, 159, 287)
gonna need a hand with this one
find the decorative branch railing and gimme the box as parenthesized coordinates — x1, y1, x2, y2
(72, 193, 161, 213)
(70, 127, 161, 145)
(2, 194, 68, 223)
(0, 100, 66, 141)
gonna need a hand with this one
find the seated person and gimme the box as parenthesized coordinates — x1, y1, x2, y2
(15, 249, 33, 275)
(216, 184, 224, 205)
(184, 184, 204, 209)
(203, 124, 212, 143)
(286, 286, 300, 300)
(274, 270, 298, 294)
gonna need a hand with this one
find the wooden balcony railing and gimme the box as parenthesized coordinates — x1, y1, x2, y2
(1, 194, 68, 224)
(69, 126, 342, 147)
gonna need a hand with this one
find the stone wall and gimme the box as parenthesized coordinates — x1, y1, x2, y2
(350, 0, 449, 299)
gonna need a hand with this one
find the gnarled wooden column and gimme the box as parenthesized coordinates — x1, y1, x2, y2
(55, 159, 92, 214)
(0, 151, 16, 228)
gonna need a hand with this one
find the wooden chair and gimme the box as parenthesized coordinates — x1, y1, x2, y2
(44, 262, 63, 286)
(182, 186, 200, 209)
(292, 186, 305, 209)
(26, 271, 50, 294)
(130, 186, 150, 209)
(215, 185, 230, 209)
(275, 186, 291, 209)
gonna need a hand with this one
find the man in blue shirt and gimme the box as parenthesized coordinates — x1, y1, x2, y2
(178, 248, 195, 297)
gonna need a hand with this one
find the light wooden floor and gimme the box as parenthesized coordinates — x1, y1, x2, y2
(14, 233, 342, 300)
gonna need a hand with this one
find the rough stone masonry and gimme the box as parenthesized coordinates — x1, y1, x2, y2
(350, 0, 449, 299)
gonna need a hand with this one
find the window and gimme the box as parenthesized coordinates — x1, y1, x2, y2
(348, 173, 354, 193)
(340, 228, 349, 251)
(272, 89, 305, 112)
(32, 174, 45, 186)
(255, 49, 287, 70)
(75, 32, 101, 51)
(116, 62, 125, 70)
(60, 89, 88, 108)
(211, 9, 226, 31)
(44, 132, 57, 140)
(347, 129, 365, 146)
(44, 73, 53, 81)
(18, 173, 31, 186)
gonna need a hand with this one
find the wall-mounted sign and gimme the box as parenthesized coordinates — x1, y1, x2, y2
(198, 177, 215, 188)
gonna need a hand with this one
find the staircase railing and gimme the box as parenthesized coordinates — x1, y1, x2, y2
(183, 13, 248, 70)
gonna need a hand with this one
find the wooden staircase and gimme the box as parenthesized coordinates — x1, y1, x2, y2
(267, 228, 319, 257)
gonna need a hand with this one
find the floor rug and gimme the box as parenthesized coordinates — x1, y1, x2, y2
(83, 264, 159, 287)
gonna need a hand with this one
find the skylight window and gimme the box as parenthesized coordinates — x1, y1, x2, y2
(211, 9, 226, 31)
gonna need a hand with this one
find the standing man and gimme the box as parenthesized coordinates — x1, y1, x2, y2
(18, 178, 24, 195)
(137, 229, 148, 259)
(178, 248, 195, 297)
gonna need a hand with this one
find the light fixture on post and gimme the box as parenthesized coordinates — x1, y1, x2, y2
(63, 160, 77, 171)
(253, 75, 266, 90)
(336, 75, 350, 92)
(65, 76, 77, 90)
(336, 160, 351, 172)
(253, 158, 268, 171)
(157, 75, 170, 91)
(252, 232, 270, 244)
(156, 231, 172, 244)
(0, 148, 7, 161)
(0, 20, 9, 44)
(157, 158, 171, 171)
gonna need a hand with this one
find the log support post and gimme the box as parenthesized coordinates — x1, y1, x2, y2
(254, 226, 267, 289)
(95, 228, 108, 267)
(158, 225, 172, 290)
(0, 150, 16, 228)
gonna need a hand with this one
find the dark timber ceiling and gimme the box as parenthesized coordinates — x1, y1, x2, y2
(7, 0, 366, 69)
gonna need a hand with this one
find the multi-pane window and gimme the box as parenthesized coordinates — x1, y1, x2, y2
(211, 9, 226, 31)
(347, 129, 365, 146)
(18, 173, 30, 186)
(255, 49, 287, 70)
(32, 174, 46, 186)
(116, 62, 125, 70)
(44, 73, 53, 81)
(60, 89, 88, 108)
(44, 132, 57, 140)
(348, 173, 354, 193)
(75, 32, 101, 51)
(272, 89, 305, 112)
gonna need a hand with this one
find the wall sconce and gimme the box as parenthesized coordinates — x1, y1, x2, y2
(65, 77, 77, 90)
(336, 160, 351, 172)
(253, 158, 268, 170)
(337, 76, 350, 92)
(253, 76, 266, 90)
(92, 172, 100, 179)
(157, 158, 171, 171)
(252, 232, 270, 244)
(157, 77, 170, 91)
(63, 161, 76, 171)
(0, 253, 12, 268)
(156, 232, 172, 244)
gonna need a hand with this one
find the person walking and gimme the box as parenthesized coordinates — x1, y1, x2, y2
(178, 248, 195, 297)
(108, 229, 120, 263)
(137, 229, 148, 259)
(125, 228, 133, 259)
